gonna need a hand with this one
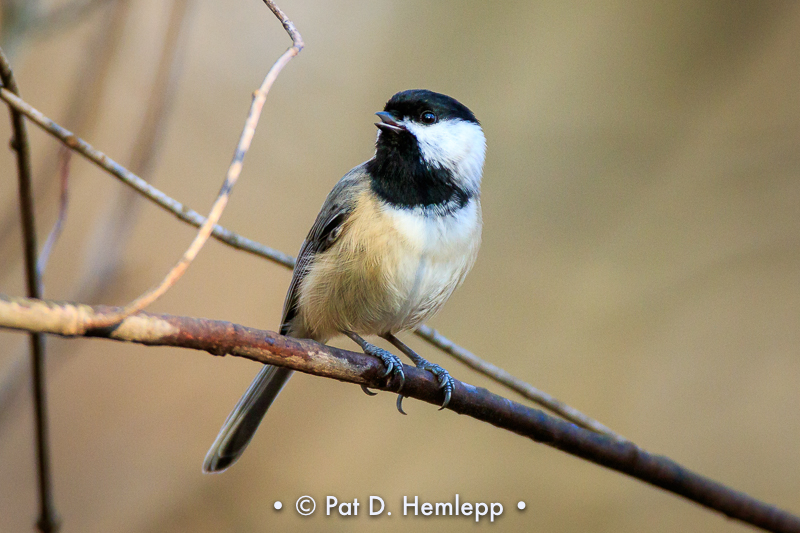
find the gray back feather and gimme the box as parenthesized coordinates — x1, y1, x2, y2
(280, 164, 369, 336)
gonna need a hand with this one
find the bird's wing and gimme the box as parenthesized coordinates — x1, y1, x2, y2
(279, 164, 370, 334)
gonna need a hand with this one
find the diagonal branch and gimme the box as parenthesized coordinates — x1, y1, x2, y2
(0, 294, 798, 533)
(0, 83, 620, 440)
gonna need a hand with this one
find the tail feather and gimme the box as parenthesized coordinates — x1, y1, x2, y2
(203, 365, 294, 473)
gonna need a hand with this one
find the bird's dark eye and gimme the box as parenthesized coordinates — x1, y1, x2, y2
(420, 111, 437, 124)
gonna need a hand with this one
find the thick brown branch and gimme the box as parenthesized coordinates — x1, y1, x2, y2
(0, 294, 798, 533)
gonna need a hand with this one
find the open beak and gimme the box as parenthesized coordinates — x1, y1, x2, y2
(375, 111, 406, 133)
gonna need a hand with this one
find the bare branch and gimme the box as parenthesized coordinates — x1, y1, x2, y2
(0, 48, 60, 533)
(0, 0, 194, 462)
(0, 294, 798, 533)
(0, 0, 171, 431)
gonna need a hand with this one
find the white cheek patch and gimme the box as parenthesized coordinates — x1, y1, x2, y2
(403, 119, 486, 194)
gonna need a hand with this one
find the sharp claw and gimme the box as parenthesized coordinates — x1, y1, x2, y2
(361, 385, 378, 396)
(396, 394, 407, 415)
(439, 387, 452, 410)
(379, 364, 392, 378)
(397, 371, 405, 390)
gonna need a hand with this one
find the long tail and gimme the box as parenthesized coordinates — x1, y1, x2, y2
(203, 365, 294, 473)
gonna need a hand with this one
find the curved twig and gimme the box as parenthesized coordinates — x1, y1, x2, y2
(0, 294, 798, 533)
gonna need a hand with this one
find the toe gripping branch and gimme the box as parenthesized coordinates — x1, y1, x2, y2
(347, 331, 456, 413)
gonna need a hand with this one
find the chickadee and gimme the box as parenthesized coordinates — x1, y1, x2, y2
(203, 89, 486, 473)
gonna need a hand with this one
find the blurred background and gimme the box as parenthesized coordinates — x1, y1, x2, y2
(1, 1, 799, 531)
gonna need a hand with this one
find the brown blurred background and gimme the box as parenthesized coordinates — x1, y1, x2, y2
(1, 1, 799, 531)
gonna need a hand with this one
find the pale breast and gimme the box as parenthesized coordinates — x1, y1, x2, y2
(296, 191, 482, 340)
(383, 199, 482, 330)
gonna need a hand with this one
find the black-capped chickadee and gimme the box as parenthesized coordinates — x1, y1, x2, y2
(204, 89, 486, 473)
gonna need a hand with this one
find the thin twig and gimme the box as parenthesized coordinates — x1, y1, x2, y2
(0, 49, 60, 533)
(37, 148, 71, 280)
(1, 294, 799, 533)
(0, 85, 617, 438)
(85, 0, 303, 328)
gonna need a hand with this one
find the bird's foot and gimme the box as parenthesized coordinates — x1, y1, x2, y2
(361, 342, 405, 389)
(395, 359, 455, 414)
(345, 331, 406, 397)
(416, 360, 455, 410)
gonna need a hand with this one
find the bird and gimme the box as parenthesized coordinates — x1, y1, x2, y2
(203, 89, 486, 473)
